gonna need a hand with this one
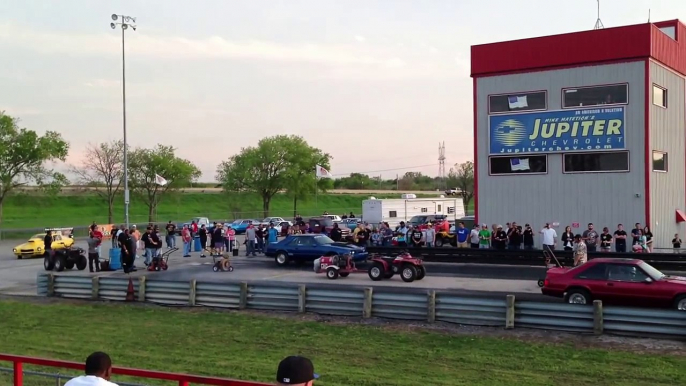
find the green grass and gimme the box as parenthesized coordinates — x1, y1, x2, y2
(0, 191, 472, 231)
(0, 300, 684, 386)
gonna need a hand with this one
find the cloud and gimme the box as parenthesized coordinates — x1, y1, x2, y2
(83, 79, 120, 88)
(354, 35, 366, 42)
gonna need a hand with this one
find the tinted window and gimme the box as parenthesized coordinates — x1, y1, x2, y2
(489, 91, 547, 114)
(575, 263, 608, 280)
(652, 151, 667, 172)
(563, 84, 628, 108)
(607, 265, 649, 282)
(293, 237, 315, 246)
(653, 85, 667, 107)
(489, 155, 547, 175)
(563, 152, 629, 173)
(389, 211, 398, 218)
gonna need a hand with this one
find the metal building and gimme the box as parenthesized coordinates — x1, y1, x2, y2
(471, 20, 686, 249)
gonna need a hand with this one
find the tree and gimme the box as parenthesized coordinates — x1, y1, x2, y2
(69, 141, 124, 223)
(283, 141, 331, 217)
(0, 112, 69, 225)
(448, 161, 475, 209)
(128, 145, 201, 222)
(216, 135, 331, 218)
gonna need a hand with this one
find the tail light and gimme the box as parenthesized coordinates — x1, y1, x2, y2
(544, 279, 549, 287)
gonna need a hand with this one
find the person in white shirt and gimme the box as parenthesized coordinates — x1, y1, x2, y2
(539, 223, 558, 252)
(65, 352, 118, 386)
(424, 223, 436, 248)
(469, 225, 480, 248)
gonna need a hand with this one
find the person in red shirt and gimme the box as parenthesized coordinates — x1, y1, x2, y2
(182, 225, 192, 257)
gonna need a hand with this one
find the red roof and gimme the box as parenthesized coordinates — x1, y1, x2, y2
(471, 20, 686, 77)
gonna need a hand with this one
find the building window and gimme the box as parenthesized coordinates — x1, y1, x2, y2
(653, 85, 667, 108)
(437, 205, 442, 212)
(447, 206, 455, 214)
(489, 91, 547, 114)
(563, 151, 629, 173)
(489, 155, 548, 175)
(653, 151, 668, 172)
(659, 26, 676, 40)
(389, 211, 397, 218)
(420, 207, 428, 213)
(562, 84, 628, 108)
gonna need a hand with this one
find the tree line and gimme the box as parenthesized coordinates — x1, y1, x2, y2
(0, 112, 473, 223)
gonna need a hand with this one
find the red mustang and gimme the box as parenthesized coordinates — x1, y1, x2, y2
(541, 258, 686, 310)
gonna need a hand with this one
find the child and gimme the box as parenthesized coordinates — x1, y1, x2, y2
(673, 233, 682, 254)
(371, 229, 382, 246)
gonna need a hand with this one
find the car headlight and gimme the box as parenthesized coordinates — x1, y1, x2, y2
(13, 248, 17, 253)
(37, 247, 42, 251)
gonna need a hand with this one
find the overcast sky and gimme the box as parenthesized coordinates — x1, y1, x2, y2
(1, 0, 683, 181)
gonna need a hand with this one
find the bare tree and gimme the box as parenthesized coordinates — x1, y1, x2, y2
(447, 161, 475, 210)
(70, 141, 124, 223)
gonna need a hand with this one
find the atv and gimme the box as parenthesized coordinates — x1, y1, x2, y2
(44, 247, 88, 272)
(367, 251, 426, 282)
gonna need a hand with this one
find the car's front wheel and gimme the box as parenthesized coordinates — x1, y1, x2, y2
(43, 255, 55, 271)
(564, 288, 591, 305)
(275, 252, 289, 267)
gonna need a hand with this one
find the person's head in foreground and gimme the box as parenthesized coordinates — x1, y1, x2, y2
(64, 351, 118, 386)
(276, 356, 318, 385)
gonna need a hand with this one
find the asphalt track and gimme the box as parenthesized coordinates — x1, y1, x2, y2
(0, 237, 554, 300)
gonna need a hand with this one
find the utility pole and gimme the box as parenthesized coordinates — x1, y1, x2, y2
(438, 142, 446, 190)
(110, 14, 137, 228)
(593, 0, 604, 30)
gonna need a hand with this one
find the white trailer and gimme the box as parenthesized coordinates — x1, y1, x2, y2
(362, 197, 465, 226)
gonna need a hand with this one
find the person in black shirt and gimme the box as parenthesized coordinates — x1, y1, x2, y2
(165, 221, 177, 249)
(121, 229, 134, 273)
(494, 226, 507, 250)
(600, 227, 612, 252)
(330, 223, 343, 242)
(43, 230, 53, 253)
(349, 212, 355, 219)
(508, 226, 522, 250)
(561, 226, 574, 251)
(672, 234, 682, 253)
(212, 225, 223, 255)
(255, 225, 265, 253)
(523, 224, 534, 249)
(199, 225, 208, 258)
(614, 224, 628, 253)
(410, 227, 423, 248)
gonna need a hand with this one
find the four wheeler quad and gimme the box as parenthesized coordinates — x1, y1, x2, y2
(368, 251, 426, 282)
(314, 253, 358, 280)
(434, 230, 456, 248)
(44, 247, 87, 272)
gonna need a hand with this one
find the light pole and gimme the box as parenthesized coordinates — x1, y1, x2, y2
(110, 14, 137, 228)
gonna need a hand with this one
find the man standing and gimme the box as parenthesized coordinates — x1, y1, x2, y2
(539, 223, 557, 252)
(523, 224, 534, 250)
(600, 227, 613, 252)
(276, 356, 318, 386)
(268, 223, 279, 244)
(493, 225, 507, 250)
(614, 224, 628, 252)
(478, 224, 491, 249)
(141, 227, 156, 266)
(329, 223, 342, 242)
(410, 226, 423, 248)
(632, 223, 642, 245)
(469, 224, 480, 248)
(508, 224, 522, 250)
(181, 225, 192, 257)
(424, 223, 436, 248)
(44, 229, 53, 254)
(121, 229, 134, 274)
(245, 223, 257, 257)
(86, 232, 100, 273)
(582, 223, 599, 252)
(64, 352, 118, 386)
(456, 222, 469, 248)
(165, 221, 177, 249)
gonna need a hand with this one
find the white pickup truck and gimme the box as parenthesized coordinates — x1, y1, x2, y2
(445, 188, 461, 196)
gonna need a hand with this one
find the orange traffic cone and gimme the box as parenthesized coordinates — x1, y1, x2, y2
(126, 276, 135, 302)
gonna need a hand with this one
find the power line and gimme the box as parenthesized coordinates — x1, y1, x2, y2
(332, 163, 439, 177)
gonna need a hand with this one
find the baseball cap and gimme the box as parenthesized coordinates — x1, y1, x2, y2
(277, 356, 319, 384)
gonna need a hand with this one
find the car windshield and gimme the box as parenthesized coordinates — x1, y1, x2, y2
(313, 218, 334, 227)
(314, 236, 335, 245)
(409, 216, 425, 223)
(639, 261, 665, 280)
(231, 220, 242, 225)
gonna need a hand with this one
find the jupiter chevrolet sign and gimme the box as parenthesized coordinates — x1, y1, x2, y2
(489, 107, 625, 155)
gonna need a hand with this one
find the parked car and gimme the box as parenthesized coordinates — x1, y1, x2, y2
(445, 188, 461, 196)
(541, 258, 686, 310)
(338, 218, 359, 231)
(261, 217, 286, 225)
(230, 219, 260, 234)
(308, 217, 351, 239)
(13, 229, 75, 259)
(323, 215, 342, 222)
(265, 234, 368, 266)
(408, 215, 446, 228)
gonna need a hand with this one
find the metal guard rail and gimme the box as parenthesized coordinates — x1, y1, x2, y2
(36, 274, 686, 339)
(365, 246, 686, 271)
(0, 353, 270, 386)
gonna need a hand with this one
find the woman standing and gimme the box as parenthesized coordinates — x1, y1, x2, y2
(573, 234, 588, 266)
(561, 226, 574, 251)
(643, 226, 653, 253)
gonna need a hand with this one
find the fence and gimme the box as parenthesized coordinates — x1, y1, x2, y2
(36, 273, 686, 339)
(366, 246, 686, 271)
(0, 353, 270, 386)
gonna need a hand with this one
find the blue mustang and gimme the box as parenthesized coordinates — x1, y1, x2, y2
(230, 219, 261, 234)
(265, 234, 368, 267)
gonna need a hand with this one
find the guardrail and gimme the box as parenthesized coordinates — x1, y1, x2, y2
(365, 246, 686, 271)
(0, 353, 270, 386)
(36, 273, 686, 339)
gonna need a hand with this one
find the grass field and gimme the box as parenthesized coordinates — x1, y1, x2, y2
(0, 191, 471, 231)
(0, 300, 684, 386)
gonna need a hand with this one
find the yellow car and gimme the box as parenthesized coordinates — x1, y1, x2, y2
(13, 231, 74, 259)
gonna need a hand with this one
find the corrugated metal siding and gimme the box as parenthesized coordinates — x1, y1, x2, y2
(649, 62, 686, 249)
(476, 61, 645, 244)
(471, 24, 652, 77)
(650, 22, 686, 77)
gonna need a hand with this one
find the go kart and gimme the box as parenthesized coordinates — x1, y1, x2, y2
(314, 254, 358, 279)
(43, 247, 87, 272)
(368, 251, 425, 282)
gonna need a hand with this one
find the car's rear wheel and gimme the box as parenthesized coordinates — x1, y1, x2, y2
(416, 266, 426, 280)
(368, 263, 384, 281)
(401, 264, 418, 283)
(564, 289, 591, 305)
(275, 252, 289, 267)
(673, 294, 686, 311)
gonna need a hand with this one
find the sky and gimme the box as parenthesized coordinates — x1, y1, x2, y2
(0, 0, 683, 181)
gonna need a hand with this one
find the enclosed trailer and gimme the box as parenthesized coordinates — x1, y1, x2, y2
(362, 197, 465, 226)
